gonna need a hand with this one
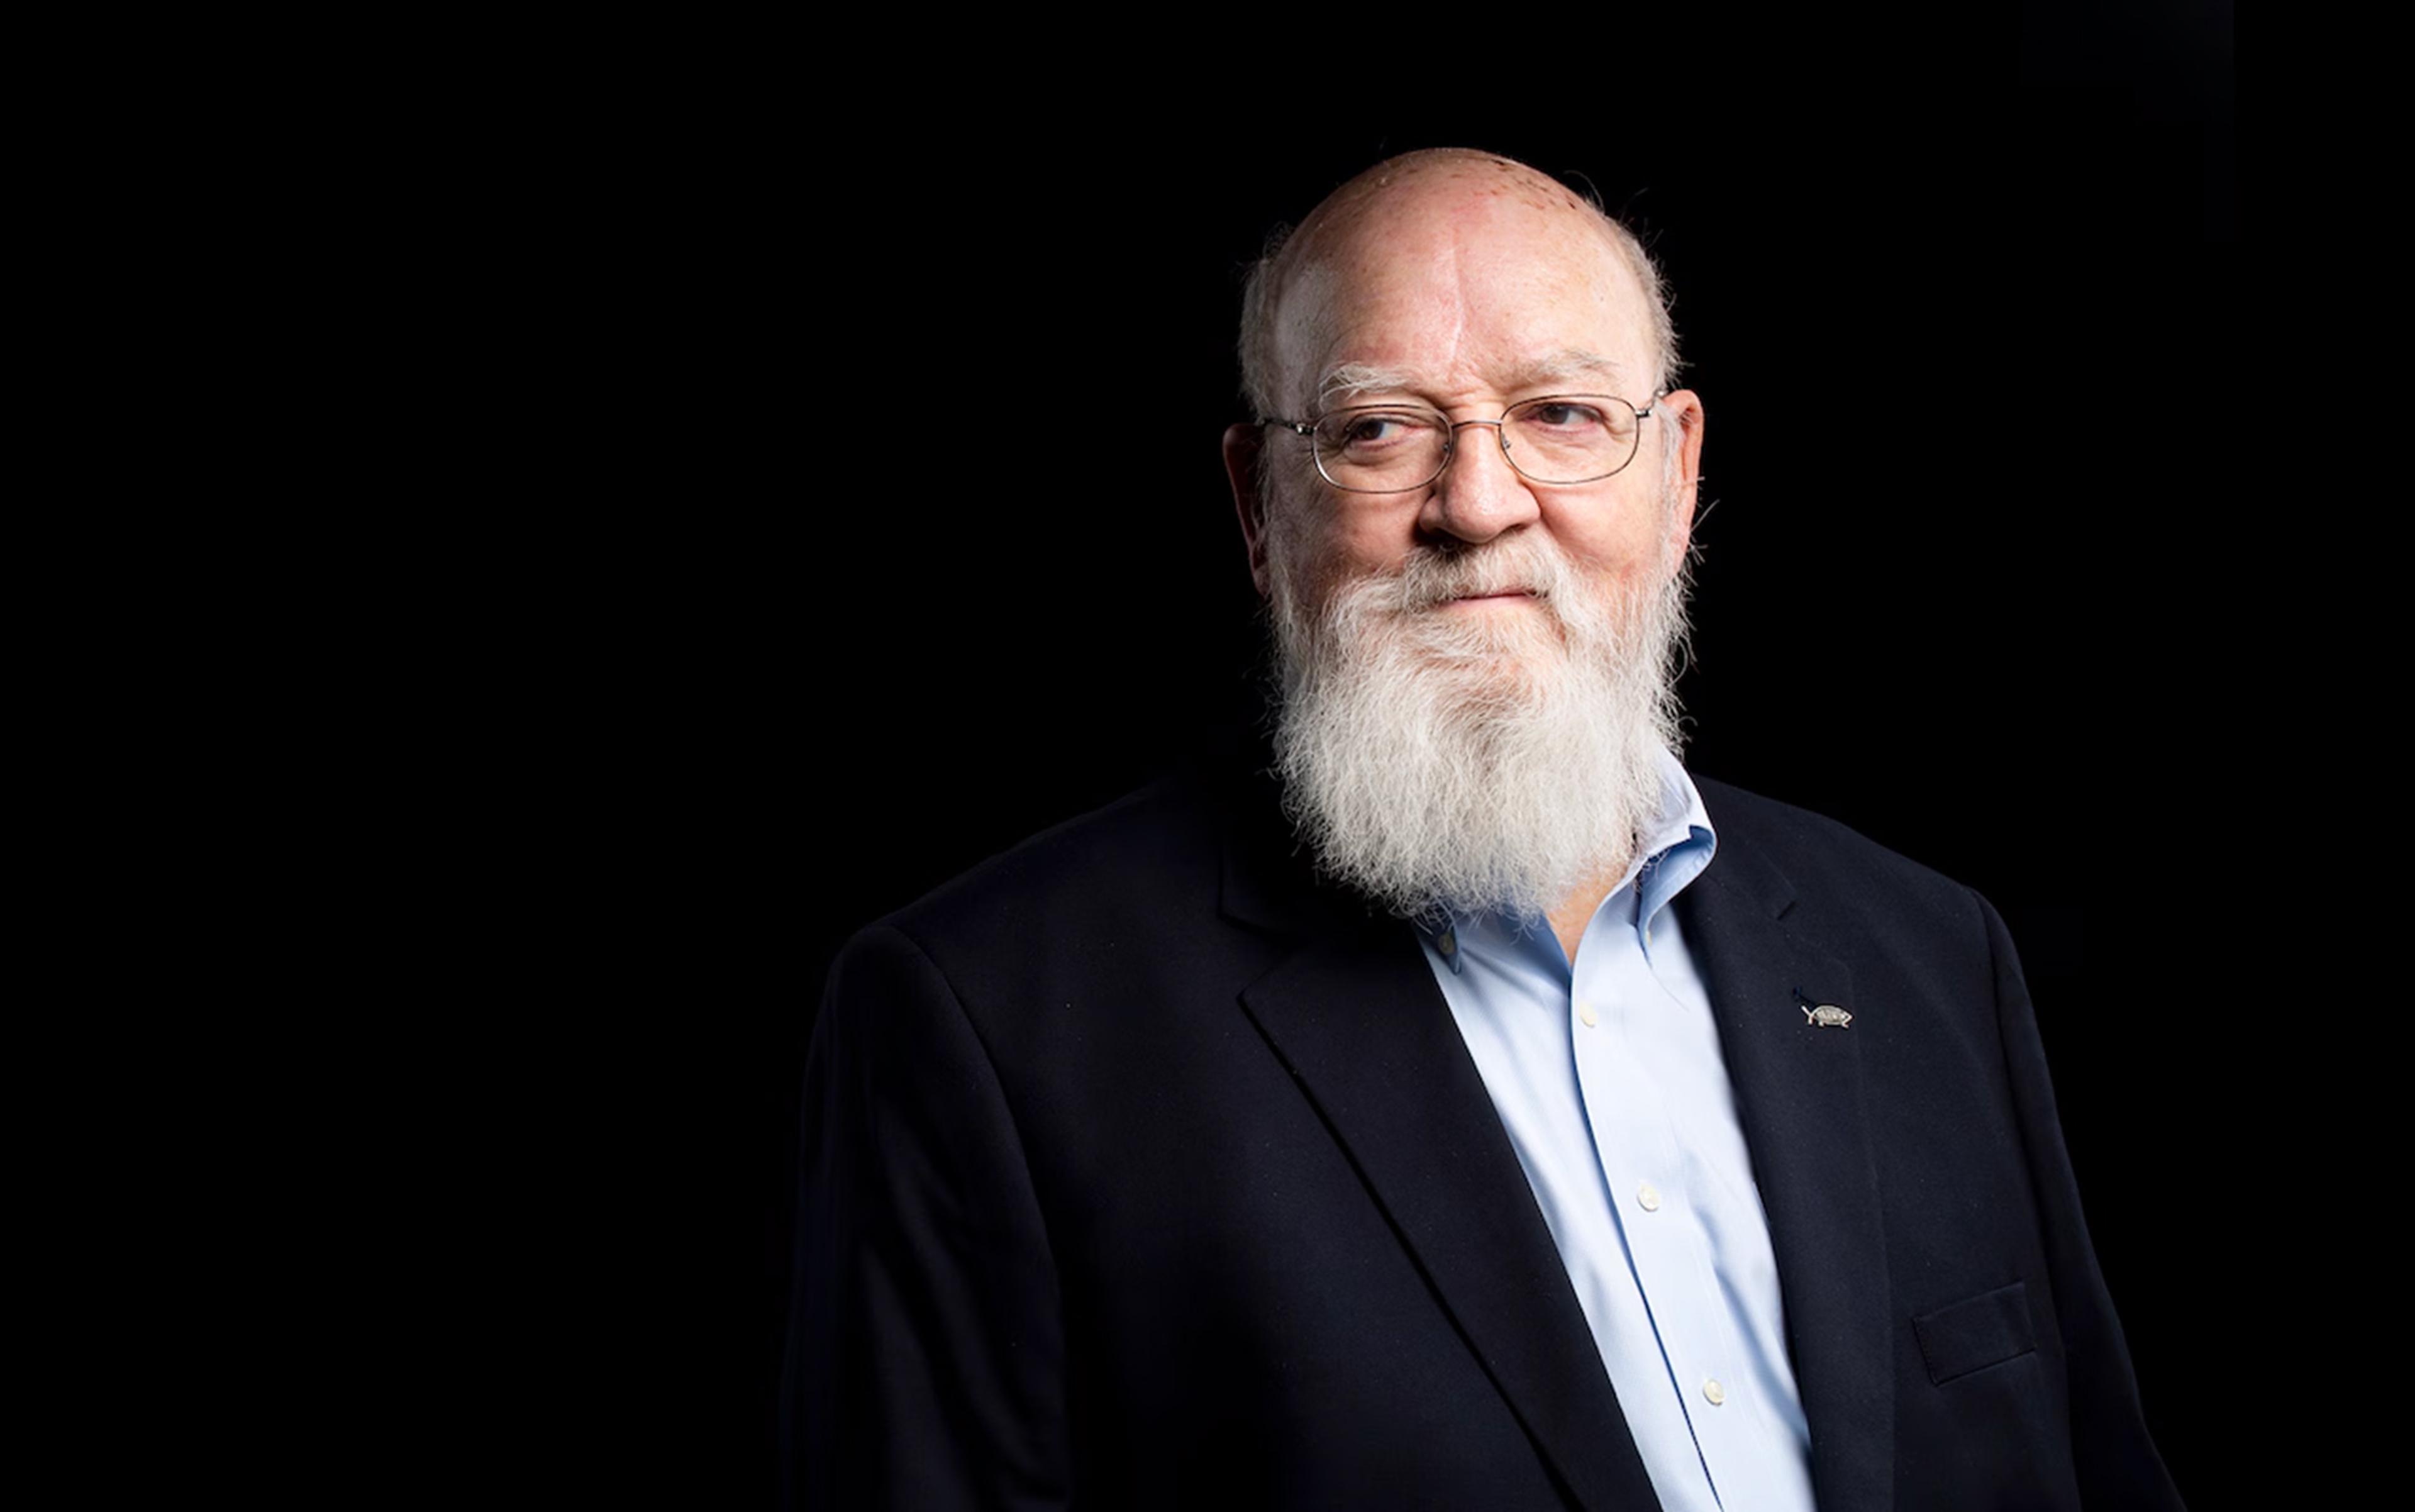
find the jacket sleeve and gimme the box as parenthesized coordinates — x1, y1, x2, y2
(1982, 891, 2187, 1510)
(784, 924, 1071, 1511)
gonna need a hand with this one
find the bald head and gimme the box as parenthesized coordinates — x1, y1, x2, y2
(1238, 150, 1680, 421)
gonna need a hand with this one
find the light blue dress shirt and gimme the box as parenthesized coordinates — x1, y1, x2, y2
(1416, 750, 1817, 1512)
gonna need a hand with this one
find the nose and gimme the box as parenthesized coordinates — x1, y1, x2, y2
(1421, 418, 1541, 546)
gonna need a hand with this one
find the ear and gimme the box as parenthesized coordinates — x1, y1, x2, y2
(1655, 389, 1706, 568)
(1223, 421, 1274, 598)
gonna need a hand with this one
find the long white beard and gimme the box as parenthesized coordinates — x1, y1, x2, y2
(1267, 518, 1692, 922)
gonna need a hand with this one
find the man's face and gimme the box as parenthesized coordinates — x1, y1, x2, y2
(1222, 164, 1710, 919)
(1237, 170, 1704, 673)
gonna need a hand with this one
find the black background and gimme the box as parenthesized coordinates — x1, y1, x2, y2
(724, 14, 2238, 1505)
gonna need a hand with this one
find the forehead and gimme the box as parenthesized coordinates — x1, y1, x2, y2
(1270, 172, 1655, 409)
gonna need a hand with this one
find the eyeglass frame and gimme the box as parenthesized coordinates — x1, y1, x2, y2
(1260, 392, 1667, 494)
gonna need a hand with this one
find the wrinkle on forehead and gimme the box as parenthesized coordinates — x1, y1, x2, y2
(1280, 232, 1469, 404)
(1314, 348, 1637, 412)
(1272, 187, 1650, 413)
(1244, 149, 1676, 420)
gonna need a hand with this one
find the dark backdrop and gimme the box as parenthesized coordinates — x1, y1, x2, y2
(724, 23, 2236, 1506)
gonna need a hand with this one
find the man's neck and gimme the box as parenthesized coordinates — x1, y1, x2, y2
(1546, 847, 1633, 969)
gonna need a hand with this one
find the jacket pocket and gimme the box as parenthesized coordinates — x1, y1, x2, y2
(1913, 1280, 2038, 1384)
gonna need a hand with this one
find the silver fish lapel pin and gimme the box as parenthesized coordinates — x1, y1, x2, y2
(1801, 1003, 1853, 1029)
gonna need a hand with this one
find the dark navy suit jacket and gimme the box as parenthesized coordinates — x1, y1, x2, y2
(790, 753, 2180, 1509)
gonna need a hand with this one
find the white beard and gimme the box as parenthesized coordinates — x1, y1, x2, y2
(1267, 514, 1692, 922)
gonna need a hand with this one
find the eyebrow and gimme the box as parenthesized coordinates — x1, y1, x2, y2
(1314, 363, 1419, 409)
(1310, 348, 1635, 412)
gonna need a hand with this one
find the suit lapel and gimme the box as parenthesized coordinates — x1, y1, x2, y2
(1209, 764, 1657, 1511)
(1679, 833, 1895, 1512)
(1211, 755, 1895, 1510)
(1236, 917, 1661, 1512)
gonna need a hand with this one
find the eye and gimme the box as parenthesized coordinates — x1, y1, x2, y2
(1524, 400, 1612, 433)
(1322, 409, 1435, 455)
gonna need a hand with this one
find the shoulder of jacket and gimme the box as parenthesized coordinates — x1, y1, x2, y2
(863, 766, 1234, 955)
(1692, 772, 1989, 932)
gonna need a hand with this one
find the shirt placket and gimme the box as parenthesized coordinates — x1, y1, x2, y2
(1569, 886, 1743, 1509)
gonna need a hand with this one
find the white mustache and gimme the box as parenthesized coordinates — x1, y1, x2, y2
(1389, 540, 1568, 614)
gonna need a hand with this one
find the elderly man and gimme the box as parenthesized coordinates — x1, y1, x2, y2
(791, 150, 2179, 1511)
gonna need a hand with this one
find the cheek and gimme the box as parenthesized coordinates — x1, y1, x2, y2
(1277, 504, 1407, 589)
(1572, 489, 1687, 577)
(1554, 517, 1660, 586)
(1329, 514, 1416, 575)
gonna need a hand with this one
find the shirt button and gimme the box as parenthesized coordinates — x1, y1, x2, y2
(1703, 1379, 1726, 1406)
(1578, 1003, 1599, 1028)
(1437, 929, 1457, 956)
(1637, 1182, 1662, 1212)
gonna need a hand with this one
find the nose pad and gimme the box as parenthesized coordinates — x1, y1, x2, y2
(1426, 419, 1539, 543)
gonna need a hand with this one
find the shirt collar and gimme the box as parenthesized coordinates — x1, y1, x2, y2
(1420, 747, 1718, 974)
(1635, 746, 1718, 938)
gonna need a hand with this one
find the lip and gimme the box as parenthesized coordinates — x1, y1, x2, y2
(1440, 589, 1543, 607)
